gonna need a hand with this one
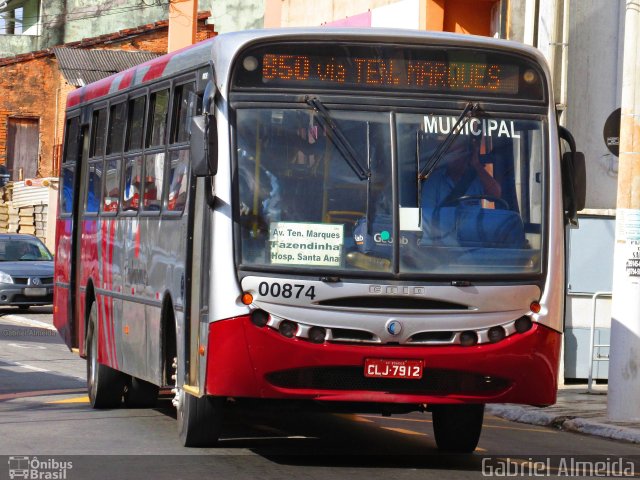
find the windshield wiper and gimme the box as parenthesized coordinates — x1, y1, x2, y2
(418, 102, 479, 181)
(306, 96, 369, 181)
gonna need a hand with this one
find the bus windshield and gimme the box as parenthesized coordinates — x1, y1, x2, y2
(235, 107, 544, 277)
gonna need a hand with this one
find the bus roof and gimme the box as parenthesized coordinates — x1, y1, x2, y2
(66, 28, 549, 109)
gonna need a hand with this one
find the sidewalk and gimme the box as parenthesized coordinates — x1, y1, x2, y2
(487, 385, 640, 444)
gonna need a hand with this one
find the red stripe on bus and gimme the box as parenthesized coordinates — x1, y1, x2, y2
(142, 58, 171, 83)
(108, 219, 118, 368)
(134, 222, 141, 258)
(118, 69, 135, 90)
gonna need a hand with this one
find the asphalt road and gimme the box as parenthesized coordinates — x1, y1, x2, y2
(0, 309, 639, 480)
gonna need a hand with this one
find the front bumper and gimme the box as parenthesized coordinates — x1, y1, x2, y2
(205, 315, 561, 406)
(0, 284, 54, 306)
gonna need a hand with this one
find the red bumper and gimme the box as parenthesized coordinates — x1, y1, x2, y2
(205, 316, 560, 406)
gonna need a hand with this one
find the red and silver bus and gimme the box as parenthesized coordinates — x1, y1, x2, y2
(54, 29, 585, 452)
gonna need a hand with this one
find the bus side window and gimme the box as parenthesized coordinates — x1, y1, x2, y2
(147, 89, 170, 148)
(167, 150, 189, 212)
(143, 153, 164, 212)
(103, 159, 121, 213)
(122, 156, 142, 212)
(127, 96, 146, 152)
(60, 116, 80, 215)
(171, 82, 199, 144)
(107, 102, 127, 155)
(86, 162, 102, 214)
(90, 109, 107, 158)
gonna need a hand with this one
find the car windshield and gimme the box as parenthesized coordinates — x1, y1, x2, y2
(235, 107, 544, 277)
(0, 237, 53, 261)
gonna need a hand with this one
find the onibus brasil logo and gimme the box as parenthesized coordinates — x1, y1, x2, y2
(8, 456, 72, 479)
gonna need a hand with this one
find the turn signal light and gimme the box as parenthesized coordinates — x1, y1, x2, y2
(530, 301, 541, 314)
(241, 292, 253, 305)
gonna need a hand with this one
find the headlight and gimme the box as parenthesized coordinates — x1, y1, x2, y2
(0, 271, 13, 284)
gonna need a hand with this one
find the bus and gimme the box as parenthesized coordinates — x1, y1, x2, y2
(54, 28, 585, 452)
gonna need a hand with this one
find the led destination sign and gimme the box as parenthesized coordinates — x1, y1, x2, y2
(263, 54, 516, 93)
(234, 43, 545, 99)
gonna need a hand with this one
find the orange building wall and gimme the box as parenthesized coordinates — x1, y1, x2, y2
(0, 19, 215, 178)
(426, 0, 497, 36)
(0, 57, 61, 179)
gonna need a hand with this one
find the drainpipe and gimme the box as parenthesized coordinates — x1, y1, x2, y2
(608, 0, 640, 422)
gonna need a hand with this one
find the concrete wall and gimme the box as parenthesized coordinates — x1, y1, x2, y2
(60, 0, 168, 44)
(0, 34, 39, 58)
(272, 0, 399, 27)
(204, 0, 264, 33)
(565, 0, 624, 210)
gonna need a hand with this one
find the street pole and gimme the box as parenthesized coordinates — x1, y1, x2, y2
(608, 0, 640, 422)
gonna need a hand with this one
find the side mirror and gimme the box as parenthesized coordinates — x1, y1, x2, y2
(190, 78, 217, 177)
(571, 151, 586, 212)
(190, 115, 218, 177)
(558, 126, 586, 226)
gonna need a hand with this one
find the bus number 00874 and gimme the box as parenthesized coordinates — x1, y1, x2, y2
(258, 282, 316, 300)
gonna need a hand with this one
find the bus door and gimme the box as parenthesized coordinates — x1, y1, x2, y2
(54, 117, 90, 350)
(73, 123, 92, 351)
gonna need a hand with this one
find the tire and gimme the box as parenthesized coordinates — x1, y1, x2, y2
(124, 377, 159, 408)
(86, 301, 127, 409)
(177, 391, 225, 447)
(432, 404, 485, 453)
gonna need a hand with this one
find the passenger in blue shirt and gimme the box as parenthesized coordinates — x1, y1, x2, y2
(420, 137, 502, 245)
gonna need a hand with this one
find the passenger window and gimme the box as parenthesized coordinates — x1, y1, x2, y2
(63, 117, 79, 164)
(60, 166, 75, 215)
(143, 153, 164, 212)
(122, 156, 142, 212)
(102, 159, 121, 213)
(147, 89, 169, 147)
(171, 82, 198, 144)
(107, 102, 127, 155)
(127, 96, 146, 151)
(85, 161, 102, 214)
(167, 150, 189, 212)
(90, 108, 107, 158)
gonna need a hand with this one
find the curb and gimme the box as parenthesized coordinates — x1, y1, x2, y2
(1, 313, 57, 331)
(486, 404, 640, 444)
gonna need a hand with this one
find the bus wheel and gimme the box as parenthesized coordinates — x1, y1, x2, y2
(431, 404, 484, 453)
(124, 377, 159, 408)
(86, 301, 127, 409)
(172, 357, 224, 447)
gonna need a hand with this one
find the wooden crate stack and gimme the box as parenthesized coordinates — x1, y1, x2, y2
(18, 205, 36, 235)
(34, 204, 47, 240)
(0, 180, 54, 245)
(1, 203, 20, 233)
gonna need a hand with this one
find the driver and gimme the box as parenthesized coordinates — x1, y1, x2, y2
(421, 136, 501, 209)
(419, 136, 503, 247)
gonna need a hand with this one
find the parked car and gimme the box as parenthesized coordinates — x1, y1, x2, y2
(0, 234, 54, 310)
